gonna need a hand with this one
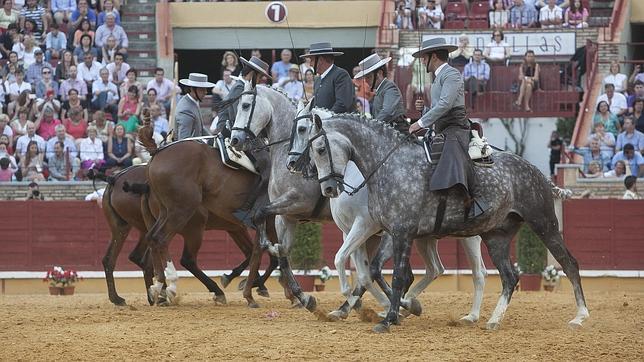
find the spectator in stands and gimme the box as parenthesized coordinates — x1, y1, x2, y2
(271, 49, 293, 81)
(95, 12, 128, 55)
(45, 124, 75, 159)
(0, 23, 18, 58)
(627, 80, 644, 113)
(71, 0, 97, 30)
(0, 115, 13, 144)
(509, 0, 538, 28)
(212, 69, 234, 103)
(593, 100, 621, 138)
(21, 35, 38, 68)
(119, 68, 143, 100)
(105, 123, 131, 169)
(220, 51, 241, 77)
(483, 30, 510, 63)
(602, 61, 627, 94)
(60, 65, 88, 101)
(572, 139, 608, 172)
(74, 34, 98, 64)
(514, 50, 540, 112)
(106, 52, 129, 85)
(628, 64, 644, 86)
(63, 107, 88, 142)
(78, 51, 102, 90)
(615, 117, 644, 153)
(35, 104, 62, 141)
(418, 0, 443, 29)
(26, 182, 45, 199)
(100, 35, 119, 65)
(10, 108, 31, 140)
(303, 69, 315, 100)
(146, 68, 175, 115)
(20, 140, 45, 181)
(61, 88, 87, 120)
(596, 83, 627, 118)
(48, 141, 76, 181)
(44, 23, 67, 62)
(585, 160, 603, 178)
(36, 88, 61, 117)
(142, 87, 165, 117)
(91, 67, 118, 121)
(463, 49, 490, 106)
(275, 64, 304, 102)
(585, 121, 615, 160)
(26, 49, 52, 84)
(51, 0, 76, 26)
(8, 70, 33, 107)
(300, 53, 313, 75)
(449, 34, 474, 66)
(116, 85, 141, 136)
(97, 0, 120, 28)
(489, 0, 509, 29)
(394, 1, 413, 30)
(622, 175, 641, 199)
(19, 0, 47, 40)
(0, 1, 19, 33)
(22, 19, 41, 43)
(564, 0, 588, 28)
(15, 121, 45, 157)
(90, 110, 113, 144)
(612, 143, 644, 177)
(604, 159, 626, 178)
(632, 99, 644, 133)
(35, 66, 59, 100)
(79, 124, 104, 170)
(3, 50, 21, 76)
(539, 0, 563, 28)
(352, 65, 372, 115)
(72, 19, 94, 49)
(56, 50, 76, 81)
(0, 141, 18, 180)
(150, 104, 168, 138)
(548, 130, 563, 178)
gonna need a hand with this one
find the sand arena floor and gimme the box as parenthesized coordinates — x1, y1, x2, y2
(0, 290, 642, 361)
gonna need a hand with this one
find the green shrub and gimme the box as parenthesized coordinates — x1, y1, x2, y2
(290, 223, 322, 273)
(516, 224, 546, 274)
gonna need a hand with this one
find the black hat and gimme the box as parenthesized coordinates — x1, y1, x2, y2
(300, 42, 344, 58)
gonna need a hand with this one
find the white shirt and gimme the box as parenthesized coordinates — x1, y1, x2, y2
(8, 81, 32, 96)
(602, 73, 628, 93)
(2, 124, 13, 138)
(78, 61, 103, 83)
(106, 62, 131, 83)
(434, 62, 448, 79)
(320, 64, 334, 79)
(596, 92, 628, 115)
(277, 78, 304, 101)
(80, 137, 104, 161)
(485, 41, 508, 61)
(213, 79, 234, 99)
(623, 190, 641, 200)
(540, 5, 563, 28)
(15, 134, 45, 156)
(419, 6, 444, 29)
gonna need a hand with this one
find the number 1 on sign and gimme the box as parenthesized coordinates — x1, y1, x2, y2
(271, 4, 281, 22)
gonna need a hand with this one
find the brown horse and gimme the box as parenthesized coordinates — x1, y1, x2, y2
(95, 165, 273, 306)
(134, 124, 279, 307)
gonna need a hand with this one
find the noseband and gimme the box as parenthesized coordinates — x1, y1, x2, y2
(308, 128, 345, 190)
(230, 88, 258, 140)
(287, 113, 315, 158)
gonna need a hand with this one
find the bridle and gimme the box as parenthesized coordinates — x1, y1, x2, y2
(230, 87, 259, 140)
(287, 113, 315, 158)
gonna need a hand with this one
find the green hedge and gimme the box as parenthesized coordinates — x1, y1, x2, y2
(516, 224, 546, 274)
(290, 223, 322, 273)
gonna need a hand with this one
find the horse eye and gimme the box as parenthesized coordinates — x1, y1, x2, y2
(297, 126, 306, 133)
(242, 103, 250, 110)
(317, 147, 326, 155)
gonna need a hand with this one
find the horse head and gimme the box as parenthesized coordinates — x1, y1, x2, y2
(230, 82, 272, 151)
(307, 115, 351, 198)
(287, 101, 333, 173)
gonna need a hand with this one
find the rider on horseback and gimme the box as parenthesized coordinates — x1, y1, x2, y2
(175, 73, 215, 140)
(408, 38, 489, 219)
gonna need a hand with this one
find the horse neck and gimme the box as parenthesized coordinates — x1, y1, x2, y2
(260, 88, 296, 144)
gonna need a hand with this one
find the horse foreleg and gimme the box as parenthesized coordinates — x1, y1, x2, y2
(180, 226, 227, 305)
(222, 228, 254, 289)
(370, 233, 394, 299)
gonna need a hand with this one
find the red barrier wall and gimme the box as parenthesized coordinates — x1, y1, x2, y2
(0, 200, 642, 272)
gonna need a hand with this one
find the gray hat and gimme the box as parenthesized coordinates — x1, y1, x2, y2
(179, 73, 215, 88)
(240, 56, 272, 79)
(353, 53, 392, 79)
(412, 38, 458, 58)
(300, 42, 344, 58)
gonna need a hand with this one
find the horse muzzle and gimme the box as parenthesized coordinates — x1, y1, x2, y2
(230, 131, 247, 151)
(319, 174, 344, 198)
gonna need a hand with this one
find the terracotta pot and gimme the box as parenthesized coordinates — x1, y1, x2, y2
(519, 274, 542, 291)
(294, 275, 315, 292)
(48, 286, 62, 295)
(62, 286, 75, 295)
(314, 284, 325, 292)
(543, 283, 555, 292)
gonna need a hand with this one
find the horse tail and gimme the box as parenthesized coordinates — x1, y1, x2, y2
(123, 181, 150, 195)
(547, 178, 573, 200)
(138, 107, 158, 156)
(87, 168, 117, 186)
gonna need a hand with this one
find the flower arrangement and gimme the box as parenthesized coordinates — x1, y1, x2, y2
(542, 265, 560, 285)
(318, 266, 332, 283)
(44, 266, 81, 287)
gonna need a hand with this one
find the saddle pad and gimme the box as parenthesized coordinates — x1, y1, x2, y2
(215, 136, 259, 175)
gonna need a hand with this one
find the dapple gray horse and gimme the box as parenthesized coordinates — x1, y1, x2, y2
(230, 83, 486, 321)
(299, 114, 588, 333)
(287, 106, 487, 323)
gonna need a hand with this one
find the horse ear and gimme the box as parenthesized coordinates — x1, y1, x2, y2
(314, 114, 323, 131)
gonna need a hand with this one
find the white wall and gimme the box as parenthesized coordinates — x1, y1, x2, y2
(474, 117, 558, 176)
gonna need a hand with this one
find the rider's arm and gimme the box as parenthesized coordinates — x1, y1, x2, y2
(418, 69, 460, 128)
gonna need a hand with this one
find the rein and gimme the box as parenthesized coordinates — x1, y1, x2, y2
(230, 87, 258, 140)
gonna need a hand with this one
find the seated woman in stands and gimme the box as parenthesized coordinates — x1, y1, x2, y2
(489, 0, 509, 29)
(105, 124, 132, 170)
(79, 125, 105, 171)
(585, 160, 604, 178)
(20, 140, 45, 181)
(449, 33, 474, 66)
(604, 159, 627, 179)
(63, 108, 88, 148)
(90, 110, 114, 145)
(602, 61, 628, 94)
(514, 50, 540, 112)
(564, 0, 588, 28)
(585, 121, 615, 160)
(117, 85, 142, 138)
(630, 98, 644, 133)
(593, 100, 621, 138)
(483, 30, 510, 64)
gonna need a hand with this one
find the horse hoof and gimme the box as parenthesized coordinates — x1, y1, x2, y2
(486, 322, 500, 331)
(459, 315, 478, 325)
(220, 274, 231, 289)
(568, 320, 583, 330)
(303, 295, 317, 312)
(111, 297, 127, 306)
(327, 310, 348, 321)
(237, 278, 247, 291)
(214, 294, 227, 305)
(372, 322, 390, 334)
(166, 289, 178, 305)
(247, 301, 260, 309)
(291, 300, 304, 309)
(352, 298, 363, 311)
(257, 288, 270, 298)
(408, 297, 422, 317)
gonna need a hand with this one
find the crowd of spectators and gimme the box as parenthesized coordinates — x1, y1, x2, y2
(0, 0, 173, 182)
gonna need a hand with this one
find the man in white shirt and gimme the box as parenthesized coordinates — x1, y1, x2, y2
(275, 64, 304, 101)
(15, 121, 45, 157)
(211, 70, 234, 100)
(106, 52, 130, 86)
(45, 124, 77, 160)
(8, 69, 32, 100)
(147, 67, 177, 115)
(91, 68, 119, 121)
(418, 0, 443, 29)
(80, 125, 104, 166)
(596, 83, 628, 117)
(150, 104, 169, 137)
(539, 0, 563, 28)
(77, 51, 102, 89)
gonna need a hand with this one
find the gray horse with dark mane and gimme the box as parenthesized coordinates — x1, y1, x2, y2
(299, 114, 588, 333)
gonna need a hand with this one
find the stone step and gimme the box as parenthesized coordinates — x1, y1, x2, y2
(122, 21, 155, 32)
(128, 58, 158, 70)
(128, 40, 157, 51)
(126, 31, 156, 41)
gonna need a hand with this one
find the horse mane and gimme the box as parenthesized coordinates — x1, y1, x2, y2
(137, 108, 158, 156)
(326, 113, 411, 142)
(257, 84, 297, 108)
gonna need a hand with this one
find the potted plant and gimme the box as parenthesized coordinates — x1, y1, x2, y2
(516, 224, 546, 291)
(315, 266, 332, 292)
(44, 266, 81, 295)
(542, 265, 560, 292)
(290, 223, 322, 292)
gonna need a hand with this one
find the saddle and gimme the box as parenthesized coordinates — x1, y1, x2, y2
(181, 135, 259, 175)
(422, 121, 493, 166)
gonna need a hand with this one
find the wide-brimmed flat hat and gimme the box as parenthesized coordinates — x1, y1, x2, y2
(300, 42, 344, 58)
(179, 73, 215, 88)
(353, 53, 392, 79)
(240, 56, 272, 79)
(412, 38, 458, 58)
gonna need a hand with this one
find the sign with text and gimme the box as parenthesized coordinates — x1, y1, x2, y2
(423, 31, 577, 56)
(265, 1, 288, 24)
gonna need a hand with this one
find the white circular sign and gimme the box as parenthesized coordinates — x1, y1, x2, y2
(265, 1, 287, 24)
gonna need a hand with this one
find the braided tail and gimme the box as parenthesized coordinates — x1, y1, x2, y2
(137, 107, 158, 156)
